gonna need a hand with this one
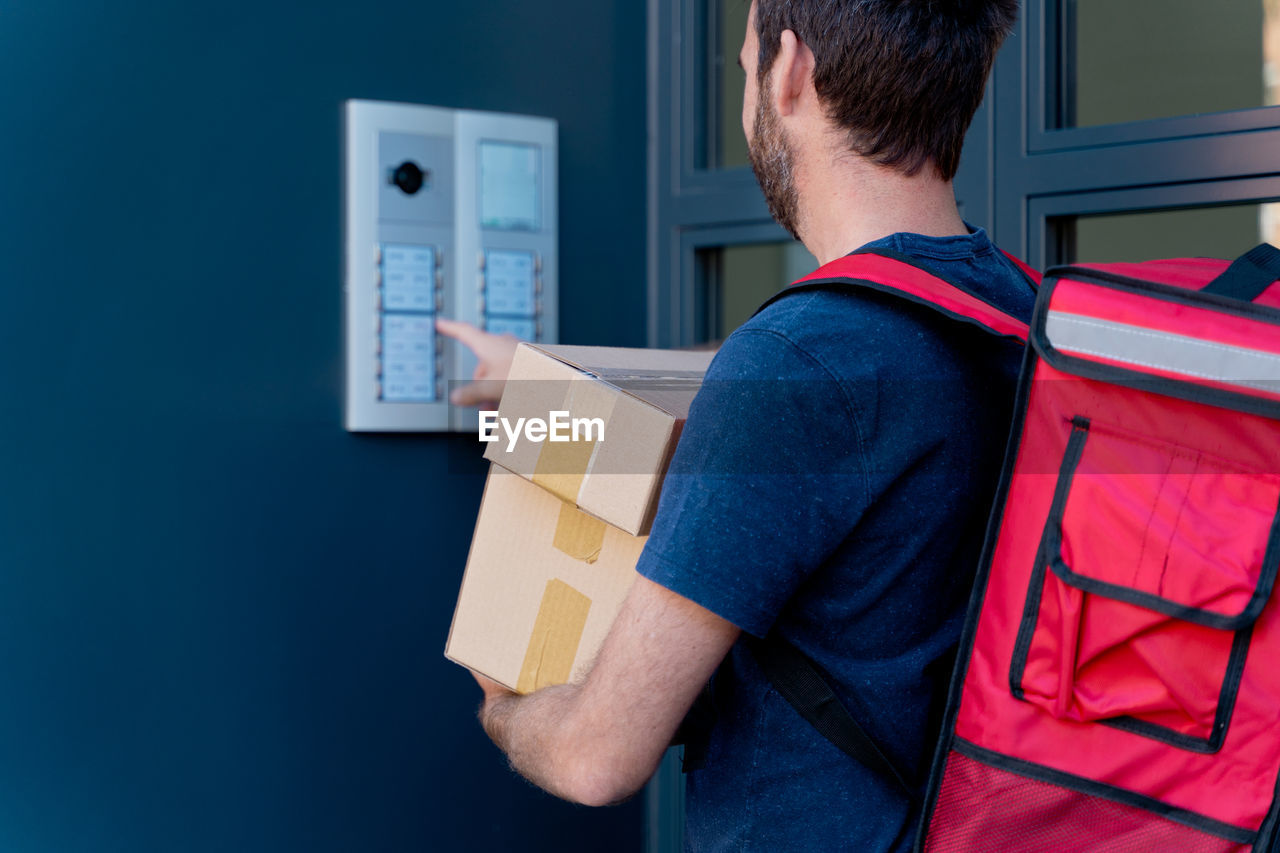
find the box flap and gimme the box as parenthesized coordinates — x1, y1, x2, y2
(525, 343, 713, 417)
(484, 343, 710, 534)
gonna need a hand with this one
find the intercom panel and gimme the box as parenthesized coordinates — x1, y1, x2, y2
(344, 100, 558, 432)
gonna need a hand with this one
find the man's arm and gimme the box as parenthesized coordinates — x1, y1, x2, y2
(474, 575, 740, 806)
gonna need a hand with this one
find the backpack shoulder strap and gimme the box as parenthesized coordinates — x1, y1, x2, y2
(744, 248, 1038, 796)
(757, 248, 1037, 344)
(745, 632, 920, 799)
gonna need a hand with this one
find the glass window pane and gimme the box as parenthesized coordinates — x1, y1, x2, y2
(702, 0, 750, 169)
(697, 242, 818, 340)
(1062, 0, 1279, 128)
(1055, 201, 1280, 264)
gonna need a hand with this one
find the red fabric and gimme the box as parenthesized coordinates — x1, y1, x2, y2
(1053, 420, 1280, 619)
(1071, 258, 1229, 291)
(955, 361, 1280, 830)
(1018, 419, 1280, 735)
(796, 253, 1032, 341)
(1019, 573, 1238, 737)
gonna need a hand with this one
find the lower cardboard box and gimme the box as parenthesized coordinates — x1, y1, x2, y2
(446, 463, 646, 693)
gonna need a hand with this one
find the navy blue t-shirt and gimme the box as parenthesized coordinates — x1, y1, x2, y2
(635, 229, 1036, 852)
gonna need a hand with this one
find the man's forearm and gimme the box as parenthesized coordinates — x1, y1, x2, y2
(480, 683, 601, 804)
(469, 577, 740, 807)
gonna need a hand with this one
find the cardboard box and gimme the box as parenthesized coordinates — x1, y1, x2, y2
(482, 343, 713, 536)
(446, 464, 648, 693)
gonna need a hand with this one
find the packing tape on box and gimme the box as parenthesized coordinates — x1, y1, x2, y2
(532, 437, 597, 504)
(517, 578, 591, 694)
(530, 377, 617, 504)
(552, 502, 606, 563)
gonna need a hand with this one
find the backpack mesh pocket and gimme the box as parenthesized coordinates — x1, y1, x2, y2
(925, 746, 1253, 853)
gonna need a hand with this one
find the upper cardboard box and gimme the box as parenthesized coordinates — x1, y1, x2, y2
(483, 343, 713, 535)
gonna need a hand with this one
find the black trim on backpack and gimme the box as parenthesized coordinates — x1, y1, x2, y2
(1005, 417, 1089, 705)
(1257, 764, 1280, 852)
(1047, 528, 1279, 632)
(1098, 626, 1251, 754)
(951, 738, 1258, 846)
(1009, 579, 1252, 753)
(1032, 271, 1280, 423)
(913, 342, 1044, 853)
(1006, 417, 1259, 754)
(673, 683, 718, 773)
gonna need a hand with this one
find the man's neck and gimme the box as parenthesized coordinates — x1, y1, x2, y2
(795, 149, 968, 265)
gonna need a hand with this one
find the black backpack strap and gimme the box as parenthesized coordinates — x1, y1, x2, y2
(1201, 243, 1280, 302)
(745, 632, 919, 799)
(672, 684, 717, 773)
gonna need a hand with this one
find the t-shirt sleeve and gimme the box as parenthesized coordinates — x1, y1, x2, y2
(635, 326, 873, 636)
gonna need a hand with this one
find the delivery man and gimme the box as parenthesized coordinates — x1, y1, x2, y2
(442, 1, 1031, 848)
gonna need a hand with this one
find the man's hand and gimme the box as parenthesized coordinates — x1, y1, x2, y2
(435, 318, 519, 408)
(473, 671, 517, 717)
(472, 577, 740, 807)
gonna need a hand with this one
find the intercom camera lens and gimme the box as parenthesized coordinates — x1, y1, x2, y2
(392, 161, 426, 195)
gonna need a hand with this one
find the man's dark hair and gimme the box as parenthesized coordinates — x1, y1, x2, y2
(755, 0, 1018, 180)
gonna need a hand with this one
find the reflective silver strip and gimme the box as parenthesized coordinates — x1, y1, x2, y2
(1045, 311, 1280, 394)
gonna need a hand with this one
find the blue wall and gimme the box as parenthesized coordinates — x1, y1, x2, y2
(0, 1, 646, 850)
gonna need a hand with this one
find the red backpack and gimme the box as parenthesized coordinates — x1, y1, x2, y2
(747, 244, 1280, 852)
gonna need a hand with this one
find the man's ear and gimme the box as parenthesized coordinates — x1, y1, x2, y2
(769, 29, 815, 117)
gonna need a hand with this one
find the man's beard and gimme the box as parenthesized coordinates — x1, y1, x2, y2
(747, 83, 801, 241)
